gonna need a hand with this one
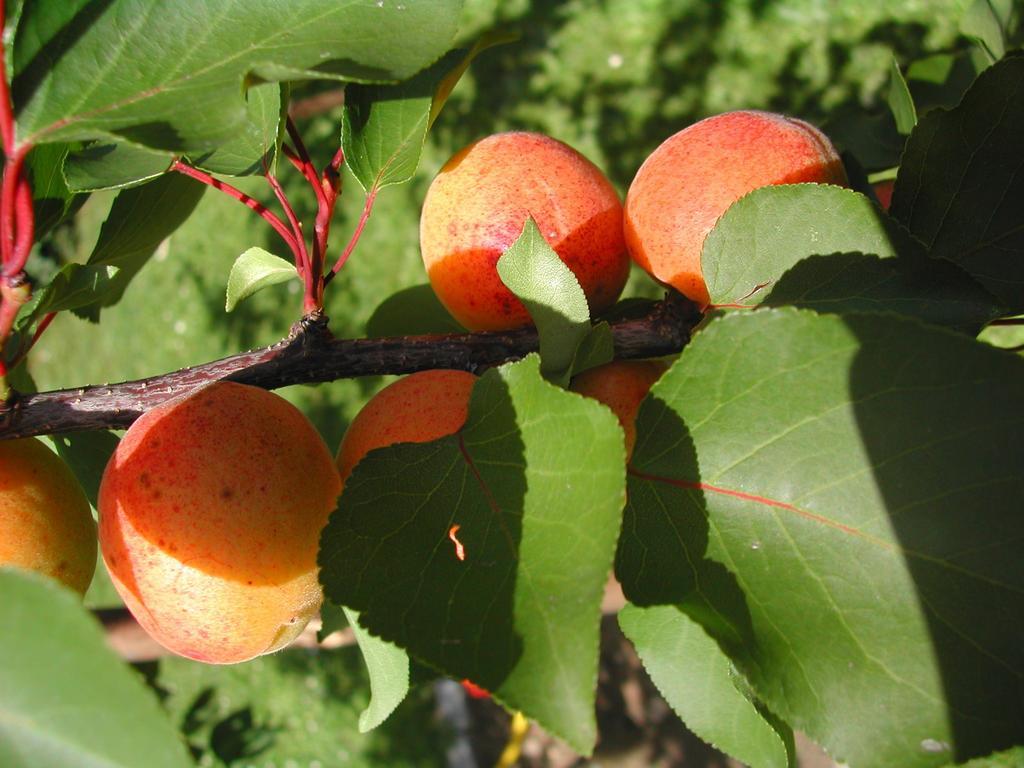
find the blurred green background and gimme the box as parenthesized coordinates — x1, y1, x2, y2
(24, 1, 1019, 764)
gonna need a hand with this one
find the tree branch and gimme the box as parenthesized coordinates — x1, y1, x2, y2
(0, 293, 701, 440)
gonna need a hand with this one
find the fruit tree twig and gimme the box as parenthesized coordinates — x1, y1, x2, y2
(0, 292, 702, 440)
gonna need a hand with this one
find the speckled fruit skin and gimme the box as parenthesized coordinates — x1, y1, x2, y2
(98, 382, 341, 664)
(570, 360, 667, 458)
(0, 438, 96, 595)
(337, 370, 477, 483)
(420, 132, 629, 331)
(625, 110, 848, 307)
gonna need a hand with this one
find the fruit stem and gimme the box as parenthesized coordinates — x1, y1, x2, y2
(324, 185, 377, 284)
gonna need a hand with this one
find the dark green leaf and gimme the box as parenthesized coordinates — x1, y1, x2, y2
(497, 218, 593, 384)
(365, 284, 466, 336)
(225, 247, 298, 312)
(619, 307, 1024, 767)
(318, 600, 349, 644)
(64, 142, 173, 192)
(188, 82, 283, 177)
(41, 430, 120, 511)
(763, 252, 1003, 333)
(954, 746, 1024, 767)
(74, 174, 206, 321)
(342, 607, 410, 733)
(320, 355, 625, 753)
(891, 54, 1024, 310)
(13, 0, 462, 150)
(0, 570, 192, 768)
(888, 56, 918, 134)
(19, 264, 120, 330)
(26, 143, 85, 236)
(702, 184, 907, 307)
(343, 34, 506, 194)
(619, 603, 793, 768)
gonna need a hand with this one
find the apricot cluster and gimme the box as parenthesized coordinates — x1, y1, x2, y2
(4, 109, 845, 667)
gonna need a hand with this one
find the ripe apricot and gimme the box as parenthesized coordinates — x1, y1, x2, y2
(98, 382, 341, 664)
(625, 110, 848, 307)
(570, 360, 667, 458)
(420, 132, 629, 331)
(0, 438, 96, 595)
(337, 369, 477, 483)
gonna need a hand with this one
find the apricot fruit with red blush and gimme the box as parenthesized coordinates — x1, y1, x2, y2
(0, 437, 96, 595)
(570, 360, 667, 458)
(625, 110, 848, 307)
(98, 381, 341, 664)
(337, 369, 477, 484)
(420, 132, 629, 331)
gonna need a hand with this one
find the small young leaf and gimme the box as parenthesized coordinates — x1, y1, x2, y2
(620, 308, 1024, 767)
(891, 54, 1024, 310)
(0, 570, 193, 768)
(225, 247, 298, 312)
(497, 218, 593, 384)
(320, 355, 625, 754)
(342, 607, 410, 733)
(365, 284, 466, 336)
(619, 603, 793, 768)
(74, 173, 206, 321)
(887, 56, 918, 134)
(64, 141, 173, 192)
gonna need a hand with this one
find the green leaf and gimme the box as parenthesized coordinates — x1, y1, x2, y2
(891, 54, 1024, 311)
(319, 355, 625, 753)
(75, 173, 206, 321)
(618, 307, 1024, 767)
(26, 143, 85, 236)
(19, 264, 120, 331)
(497, 218, 593, 384)
(762, 252, 1003, 333)
(365, 284, 466, 336)
(318, 600, 349, 644)
(702, 184, 907, 306)
(41, 430, 120, 511)
(619, 603, 793, 768)
(955, 746, 1024, 768)
(225, 247, 298, 312)
(188, 82, 284, 177)
(961, 0, 1009, 64)
(342, 607, 410, 733)
(888, 56, 917, 134)
(0, 570, 193, 768)
(13, 0, 462, 150)
(64, 142, 173, 192)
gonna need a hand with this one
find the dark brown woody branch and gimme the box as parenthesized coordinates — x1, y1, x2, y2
(0, 292, 701, 440)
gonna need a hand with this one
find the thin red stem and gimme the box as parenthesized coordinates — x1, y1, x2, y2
(282, 142, 328, 208)
(6, 310, 54, 371)
(325, 186, 377, 284)
(11, 172, 34, 273)
(263, 169, 315, 311)
(989, 318, 1024, 326)
(1, 144, 28, 273)
(170, 160, 299, 256)
(329, 146, 345, 172)
(0, 3, 15, 156)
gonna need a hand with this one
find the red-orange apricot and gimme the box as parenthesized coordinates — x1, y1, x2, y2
(98, 382, 341, 664)
(570, 360, 667, 458)
(420, 132, 629, 331)
(625, 110, 848, 307)
(337, 369, 477, 484)
(0, 437, 96, 595)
